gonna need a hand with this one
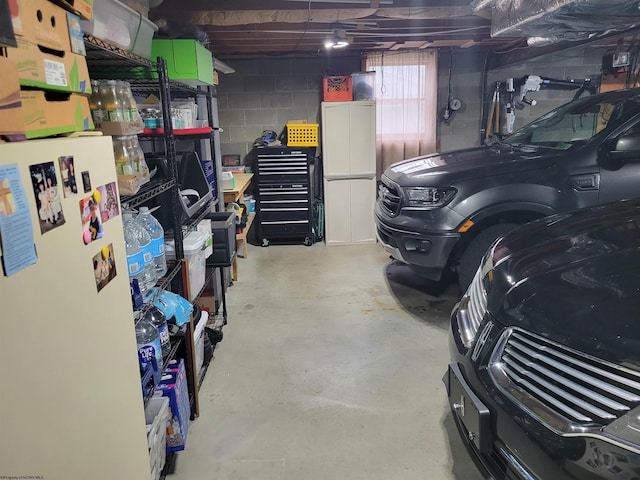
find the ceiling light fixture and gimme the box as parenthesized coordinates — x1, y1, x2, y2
(325, 29, 349, 49)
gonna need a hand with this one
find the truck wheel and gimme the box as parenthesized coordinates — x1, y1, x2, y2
(458, 223, 519, 292)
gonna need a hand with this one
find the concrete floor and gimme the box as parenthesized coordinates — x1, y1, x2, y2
(171, 242, 484, 480)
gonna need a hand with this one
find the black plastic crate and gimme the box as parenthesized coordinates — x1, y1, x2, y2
(206, 212, 236, 266)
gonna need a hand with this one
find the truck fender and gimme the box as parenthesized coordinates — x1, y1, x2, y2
(452, 184, 559, 229)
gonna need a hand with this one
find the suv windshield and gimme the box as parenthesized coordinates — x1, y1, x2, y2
(504, 92, 640, 150)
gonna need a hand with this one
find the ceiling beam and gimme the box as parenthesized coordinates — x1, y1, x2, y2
(176, 6, 475, 26)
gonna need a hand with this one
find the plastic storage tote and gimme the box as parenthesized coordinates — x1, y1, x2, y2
(81, 0, 158, 59)
(145, 396, 170, 480)
(165, 230, 208, 300)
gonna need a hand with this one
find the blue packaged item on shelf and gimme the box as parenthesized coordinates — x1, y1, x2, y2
(199, 157, 217, 199)
(152, 288, 193, 326)
(155, 359, 189, 452)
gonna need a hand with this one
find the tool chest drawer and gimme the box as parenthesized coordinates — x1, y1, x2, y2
(257, 148, 310, 183)
(260, 221, 310, 237)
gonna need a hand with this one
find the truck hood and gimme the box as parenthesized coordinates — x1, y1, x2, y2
(487, 199, 640, 368)
(383, 145, 553, 187)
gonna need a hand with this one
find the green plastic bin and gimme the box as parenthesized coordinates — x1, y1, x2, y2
(151, 39, 214, 87)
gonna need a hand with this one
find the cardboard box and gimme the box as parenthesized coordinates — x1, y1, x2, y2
(97, 119, 144, 136)
(0, 50, 25, 141)
(11, 0, 70, 46)
(155, 359, 189, 453)
(0, 89, 94, 141)
(10, 36, 91, 94)
(7, 0, 90, 93)
(151, 39, 214, 87)
(117, 166, 150, 194)
(52, 0, 94, 21)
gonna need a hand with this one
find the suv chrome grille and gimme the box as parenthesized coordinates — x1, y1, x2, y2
(467, 268, 488, 336)
(457, 265, 488, 348)
(491, 329, 640, 430)
(379, 178, 401, 216)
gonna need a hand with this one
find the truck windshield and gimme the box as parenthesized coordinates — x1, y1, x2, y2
(504, 93, 640, 150)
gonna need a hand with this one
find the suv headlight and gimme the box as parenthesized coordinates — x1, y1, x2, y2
(404, 187, 456, 209)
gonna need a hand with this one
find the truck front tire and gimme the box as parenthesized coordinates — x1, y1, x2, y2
(458, 223, 519, 292)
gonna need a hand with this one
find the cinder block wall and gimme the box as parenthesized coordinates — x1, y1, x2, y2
(437, 52, 486, 152)
(218, 46, 609, 160)
(438, 45, 609, 153)
(217, 55, 360, 162)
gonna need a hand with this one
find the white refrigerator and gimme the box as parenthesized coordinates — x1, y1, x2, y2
(321, 100, 377, 245)
(0, 136, 151, 479)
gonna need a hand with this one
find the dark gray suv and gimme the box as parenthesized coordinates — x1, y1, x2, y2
(375, 88, 640, 289)
(445, 198, 640, 480)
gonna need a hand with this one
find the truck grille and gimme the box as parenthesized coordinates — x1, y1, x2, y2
(492, 329, 640, 429)
(379, 179, 401, 216)
(457, 265, 488, 348)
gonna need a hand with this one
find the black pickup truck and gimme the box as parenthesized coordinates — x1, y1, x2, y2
(375, 88, 640, 290)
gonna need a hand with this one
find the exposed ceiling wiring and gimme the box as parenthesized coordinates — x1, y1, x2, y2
(292, 0, 313, 51)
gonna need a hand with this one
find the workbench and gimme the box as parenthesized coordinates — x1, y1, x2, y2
(223, 173, 253, 203)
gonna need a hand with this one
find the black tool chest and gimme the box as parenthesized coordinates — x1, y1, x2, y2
(255, 147, 314, 246)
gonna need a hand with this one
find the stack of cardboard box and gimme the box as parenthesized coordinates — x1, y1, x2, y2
(0, 0, 94, 141)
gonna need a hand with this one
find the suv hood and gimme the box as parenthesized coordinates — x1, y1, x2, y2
(384, 145, 553, 187)
(487, 199, 640, 367)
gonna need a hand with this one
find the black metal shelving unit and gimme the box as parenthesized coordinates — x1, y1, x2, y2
(84, 36, 223, 471)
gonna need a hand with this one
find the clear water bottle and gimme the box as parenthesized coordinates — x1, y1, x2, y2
(135, 314, 163, 384)
(144, 305, 170, 359)
(123, 213, 147, 292)
(137, 207, 167, 277)
(123, 213, 157, 292)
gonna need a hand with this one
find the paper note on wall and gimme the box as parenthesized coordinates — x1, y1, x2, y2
(0, 164, 37, 276)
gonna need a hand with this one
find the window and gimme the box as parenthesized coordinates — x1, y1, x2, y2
(365, 51, 438, 176)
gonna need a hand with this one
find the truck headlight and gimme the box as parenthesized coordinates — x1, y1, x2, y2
(405, 187, 456, 209)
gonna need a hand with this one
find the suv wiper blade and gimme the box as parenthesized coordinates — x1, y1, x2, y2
(511, 143, 540, 152)
(490, 141, 514, 152)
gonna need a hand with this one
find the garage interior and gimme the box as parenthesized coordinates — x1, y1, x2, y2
(142, 1, 640, 478)
(3, 0, 640, 478)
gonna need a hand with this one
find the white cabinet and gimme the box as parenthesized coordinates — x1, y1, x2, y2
(321, 101, 376, 245)
(322, 101, 376, 177)
(324, 178, 376, 245)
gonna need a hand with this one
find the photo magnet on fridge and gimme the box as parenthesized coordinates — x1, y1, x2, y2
(58, 156, 78, 197)
(0, 164, 38, 277)
(81, 170, 91, 193)
(93, 243, 117, 292)
(29, 161, 66, 234)
(80, 195, 103, 244)
(97, 182, 120, 223)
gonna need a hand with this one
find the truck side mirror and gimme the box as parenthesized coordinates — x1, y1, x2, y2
(608, 133, 640, 162)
